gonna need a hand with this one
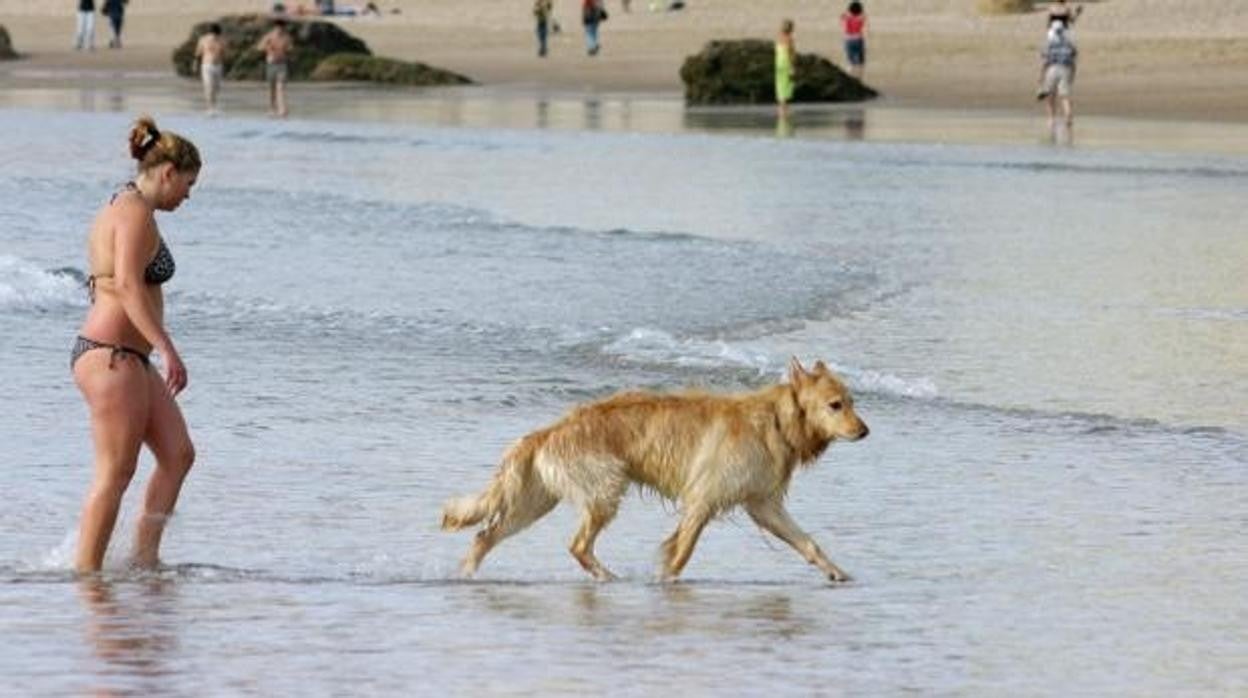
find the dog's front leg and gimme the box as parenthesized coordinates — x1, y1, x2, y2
(746, 499, 851, 582)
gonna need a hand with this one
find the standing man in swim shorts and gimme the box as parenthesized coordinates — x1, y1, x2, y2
(257, 18, 294, 118)
(194, 24, 227, 115)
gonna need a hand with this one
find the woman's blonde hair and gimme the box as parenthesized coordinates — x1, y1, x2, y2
(128, 116, 201, 173)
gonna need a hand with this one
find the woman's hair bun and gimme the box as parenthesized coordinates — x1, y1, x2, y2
(128, 116, 163, 161)
(125, 115, 201, 173)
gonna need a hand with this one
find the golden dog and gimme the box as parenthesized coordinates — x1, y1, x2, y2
(441, 358, 869, 582)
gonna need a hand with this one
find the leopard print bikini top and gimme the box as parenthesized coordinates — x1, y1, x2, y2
(86, 182, 177, 301)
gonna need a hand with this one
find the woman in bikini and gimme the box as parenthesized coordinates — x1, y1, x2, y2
(71, 116, 201, 574)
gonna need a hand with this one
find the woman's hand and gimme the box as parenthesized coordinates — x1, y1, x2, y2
(162, 344, 188, 397)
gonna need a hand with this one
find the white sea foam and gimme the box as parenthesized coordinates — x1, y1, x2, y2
(602, 327, 939, 399)
(0, 256, 86, 313)
(1156, 306, 1248, 322)
(602, 327, 773, 371)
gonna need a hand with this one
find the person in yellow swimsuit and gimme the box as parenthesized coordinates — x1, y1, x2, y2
(775, 19, 796, 118)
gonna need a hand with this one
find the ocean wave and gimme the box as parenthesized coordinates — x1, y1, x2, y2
(599, 327, 939, 400)
(0, 256, 88, 313)
(229, 127, 523, 155)
(1156, 307, 1248, 322)
(979, 160, 1248, 180)
(827, 145, 1244, 181)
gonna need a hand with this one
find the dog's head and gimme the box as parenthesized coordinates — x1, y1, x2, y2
(788, 357, 869, 442)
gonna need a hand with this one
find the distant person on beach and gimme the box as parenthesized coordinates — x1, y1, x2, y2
(1037, 21, 1078, 127)
(840, 1, 867, 80)
(258, 19, 294, 117)
(75, 0, 97, 51)
(534, 0, 553, 57)
(195, 23, 227, 114)
(582, 0, 605, 56)
(1046, 0, 1083, 29)
(102, 0, 126, 49)
(71, 116, 201, 574)
(775, 18, 797, 118)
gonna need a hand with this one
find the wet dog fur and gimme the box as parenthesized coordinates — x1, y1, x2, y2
(441, 358, 869, 582)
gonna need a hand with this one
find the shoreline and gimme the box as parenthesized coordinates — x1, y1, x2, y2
(2, 0, 1247, 156)
(4, 69, 1248, 158)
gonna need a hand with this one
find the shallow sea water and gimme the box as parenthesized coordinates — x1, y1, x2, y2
(1, 108, 1245, 695)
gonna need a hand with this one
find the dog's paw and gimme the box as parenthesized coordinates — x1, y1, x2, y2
(827, 568, 852, 583)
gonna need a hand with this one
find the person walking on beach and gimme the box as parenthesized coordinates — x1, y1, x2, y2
(1037, 22, 1077, 127)
(195, 23, 227, 114)
(71, 116, 201, 574)
(534, 0, 553, 58)
(102, 0, 126, 49)
(582, 0, 605, 56)
(840, 1, 867, 81)
(775, 18, 797, 119)
(258, 19, 294, 117)
(74, 0, 97, 51)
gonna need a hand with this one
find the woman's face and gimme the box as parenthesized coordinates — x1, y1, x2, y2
(159, 165, 199, 211)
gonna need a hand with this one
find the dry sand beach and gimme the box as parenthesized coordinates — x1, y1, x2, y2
(1, 0, 1247, 128)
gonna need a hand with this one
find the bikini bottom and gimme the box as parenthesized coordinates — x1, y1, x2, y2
(70, 335, 151, 370)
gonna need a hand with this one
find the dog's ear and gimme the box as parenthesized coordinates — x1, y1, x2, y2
(788, 356, 807, 386)
(813, 359, 828, 375)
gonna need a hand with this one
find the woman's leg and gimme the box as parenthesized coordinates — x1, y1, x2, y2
(75, 12, 90, 49)
(83, 11, 96, 50)
(585, 23, 599, 54)
(133, 368, 196, 569)
(109, 12, 124, 48)
(201, 67, 213, 110)
(74, 353, 151, 573)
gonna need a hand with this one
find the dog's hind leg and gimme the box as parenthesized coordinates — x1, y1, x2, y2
(569, 503, 620, 582)
(746, 498, 850, 582)
(461, 489, 558, 577)
(659, 506, 712, 582)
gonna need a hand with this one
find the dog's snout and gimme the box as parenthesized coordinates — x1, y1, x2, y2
(856, 424, 870, 440)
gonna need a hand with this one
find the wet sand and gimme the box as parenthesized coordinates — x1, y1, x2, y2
(1, 0, 1247, 152)
(3, 76, 1248, 157)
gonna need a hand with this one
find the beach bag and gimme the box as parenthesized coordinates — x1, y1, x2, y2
(599, 6, 609, 22)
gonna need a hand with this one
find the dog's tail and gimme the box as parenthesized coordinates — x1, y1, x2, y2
(440, 431, 546, 531)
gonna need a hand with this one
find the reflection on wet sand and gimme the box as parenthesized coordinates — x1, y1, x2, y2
(0, 83, 1245, 154)
(460, 582, 818, 641)
(776, 113, 795, 139)
(78, 576, 180, 697)
(1046, 120, 1075, 147)
(774, 108, 865, 141)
